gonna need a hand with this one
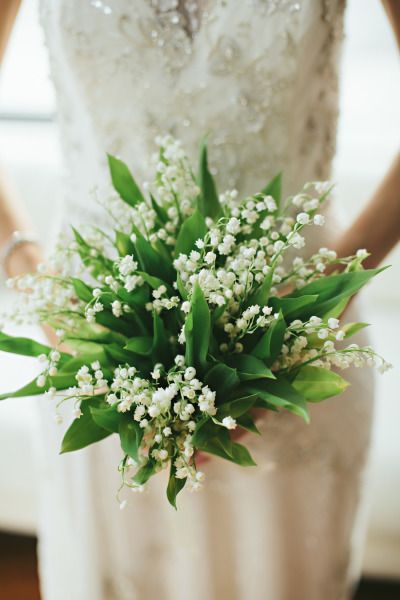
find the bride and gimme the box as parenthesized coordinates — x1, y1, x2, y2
(1, 1, 399, 599)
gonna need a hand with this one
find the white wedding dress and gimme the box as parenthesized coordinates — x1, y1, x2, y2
(35, 1, 374, 599)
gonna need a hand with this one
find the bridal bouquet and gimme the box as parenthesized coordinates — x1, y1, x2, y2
(0, 136, 389, 508)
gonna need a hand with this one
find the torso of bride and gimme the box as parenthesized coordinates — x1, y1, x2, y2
(39, 0, 346, 248)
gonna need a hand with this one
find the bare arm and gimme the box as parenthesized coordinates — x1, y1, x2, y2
(0, 0, 21, 66)
(0, 0, 43, 277)
(334, 1, 400, 268)
(335, 153, 400, 269)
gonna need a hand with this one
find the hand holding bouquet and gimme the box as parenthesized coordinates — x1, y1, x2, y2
(0, 135, 390, 508)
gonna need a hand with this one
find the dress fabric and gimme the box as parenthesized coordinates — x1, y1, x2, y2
(35, 1, 375, 599)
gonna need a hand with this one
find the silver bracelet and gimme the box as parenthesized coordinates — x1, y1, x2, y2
(0, 231, 39, 279)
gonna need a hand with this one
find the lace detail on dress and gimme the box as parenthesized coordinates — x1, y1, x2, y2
(39, 0, 346, 233)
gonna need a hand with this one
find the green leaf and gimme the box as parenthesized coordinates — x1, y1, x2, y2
(269, 295, 318, 320)
(0, 372, 77, 401)
(119, 417, 144, 462)
(236, 412, 261, 435)
(108, 154, 145, 207)
(137, 272, 173, 295)
(204, 363, 240, 397)
(226, 354, 275, 381)
(124, 336, 153, 355)
(61, 402, 111, 453)
(0, 332, 66, 359)
(252, 311, 286, 363)
(289, 268, 387, 320)
(261, 173, 282, 212)
(166, 461, 187, 510)
(197, 141, 222, 220)
(192, 418, 257, 466)
(191, 418, 233, 456)
(72, 278, 93, 303)
(152, 311, 170, 363)
(133, 458, 156, 485)
(230, 442, 257, 466)
(189, 282, 211, 370)
(217, 394, 259, 418)
(177, 273, 188, 300)
(134, 233, 173, 282)
(244, 377, 309, 422)
(117, 285, 150, 314)
(342, 322, 370, 338)
(90, 404, 121, 433)
(246, 270, 273, 308)
(63, 321, 127, 345)
(191, 415, 210, 445)
(196, 432, 257, 467)
(195, 433, 233, 460)
(61, 340, 107, 364)
(150, 194, 168, 224)
(322, 297, 350, 320)
(175, 208, 207, 257)
(292, 366, 349, 402)
(115, 231, 136, 256)
(95, 311, 133, 335)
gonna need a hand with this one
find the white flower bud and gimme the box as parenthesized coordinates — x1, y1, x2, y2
(222, 416, 237, 430)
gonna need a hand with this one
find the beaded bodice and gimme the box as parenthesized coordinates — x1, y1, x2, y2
(40, 0, 346, 242)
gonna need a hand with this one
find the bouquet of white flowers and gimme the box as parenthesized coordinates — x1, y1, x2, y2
(0, 135, 390, 508)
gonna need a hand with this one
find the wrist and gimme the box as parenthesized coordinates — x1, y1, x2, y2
(0, 231, 42, 279)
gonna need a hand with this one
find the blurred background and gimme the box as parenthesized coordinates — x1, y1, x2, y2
(0, 0, 399, 597)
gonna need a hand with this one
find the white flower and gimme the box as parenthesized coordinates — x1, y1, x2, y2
(118, 255, 138, 276)
(148, 405, 161, 418)
(313, 214, 325, 226)
(317, 329, 329, 339)
(159, 449, 169, 461)
(151, 368, 161, 380)
(222, 416, 237, 430)
(195, 239, 205, 249)
(336, 330, 345, 341)
(296, 212, 310, 225)
(309, 316, 322, 326)
(36, 374, 46, 387)
(264, 196, 277, 211)
(290, 233, 305, 249)
(273, 240, 285, 253)
(292, 194, 305, 207)
(328, 317, 340, 329)
(204, 251, 216, 264)
(356, 248, 368, 259)
(111, 300, 123, 317)
(176, 467, 189, 479)
(174, 354, 185, 367)
(226, 217, 241, 234)
(314, 181, 332, 195)
(163, 426, 172, 437)
(184, 367, 196, 381)
(181, 301, 190, 314)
